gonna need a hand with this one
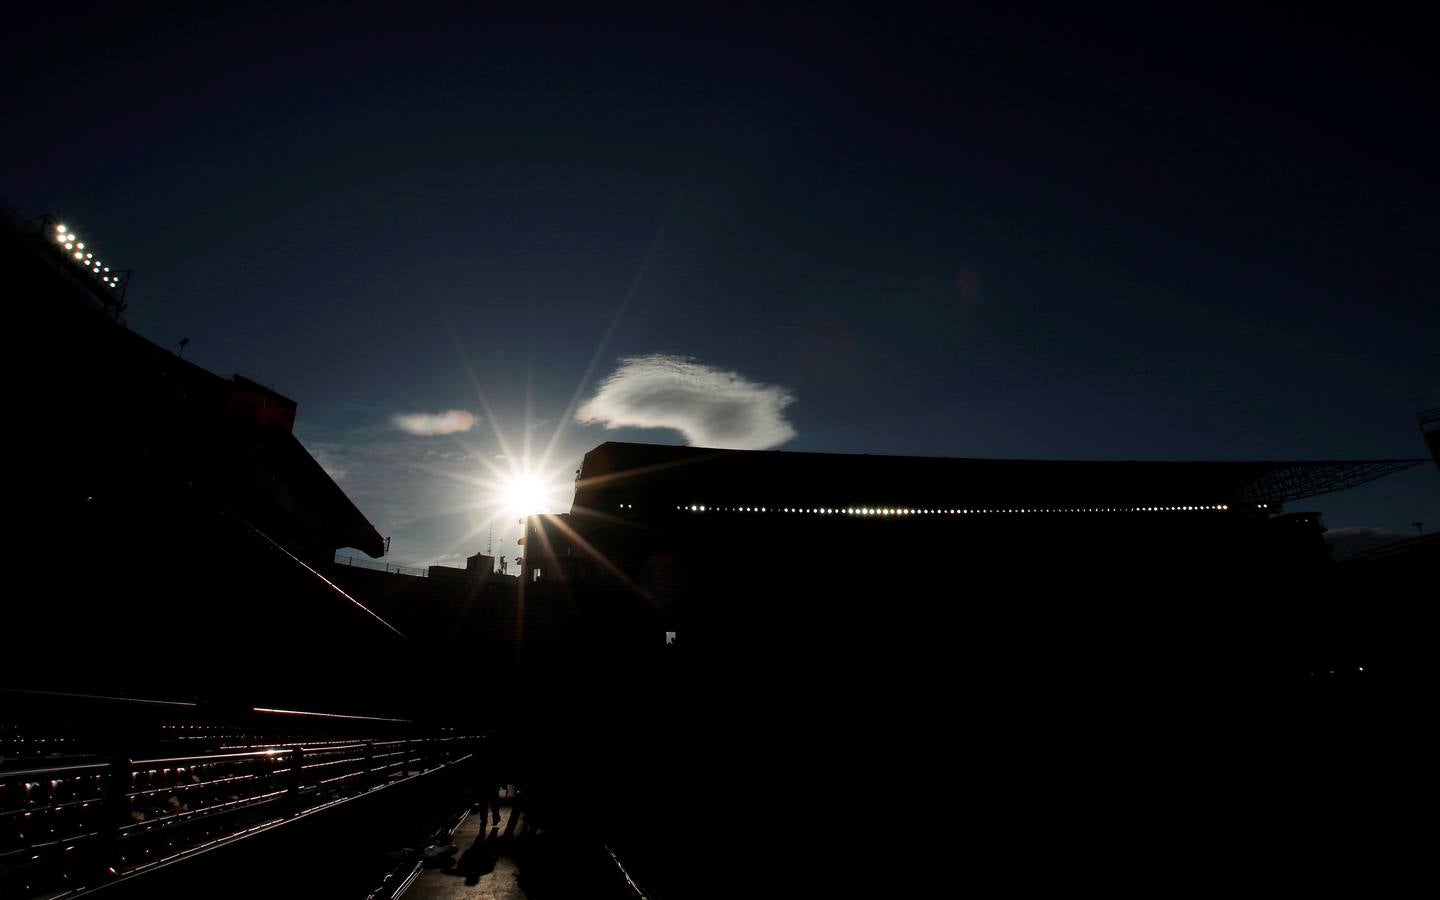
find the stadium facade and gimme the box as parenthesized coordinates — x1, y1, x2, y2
(524, 442, 1425, 672)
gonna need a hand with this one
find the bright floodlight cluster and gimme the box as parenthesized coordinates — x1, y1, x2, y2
(53, 223, 122, 290)
(664, 503, 1235, 515)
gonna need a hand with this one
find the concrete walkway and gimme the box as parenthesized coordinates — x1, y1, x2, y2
(405, 798, 526, 900)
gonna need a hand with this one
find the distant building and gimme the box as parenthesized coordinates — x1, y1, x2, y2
(468, 551, 496, 574)
(428, 552, 499, 581)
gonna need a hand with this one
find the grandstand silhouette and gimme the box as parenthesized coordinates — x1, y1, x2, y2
(0, 205, 620, 898)
(4, 199, 1432, 898)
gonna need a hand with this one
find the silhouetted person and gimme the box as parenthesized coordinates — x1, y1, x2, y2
(477, 776, 502, 828)
(503, 782, 524, 839)
(469, 752, 503, 828)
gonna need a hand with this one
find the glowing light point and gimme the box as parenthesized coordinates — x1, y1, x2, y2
(498, 473, 559, 517)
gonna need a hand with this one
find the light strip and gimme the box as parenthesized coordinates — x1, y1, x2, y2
(672, 504, 1234, 515)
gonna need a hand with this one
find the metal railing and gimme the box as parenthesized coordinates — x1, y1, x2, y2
(605, 842, 655, 900)
(0, 735, 479, 898)
(333, 554, 429, 578)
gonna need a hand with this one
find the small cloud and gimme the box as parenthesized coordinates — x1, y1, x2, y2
(422, 448, 474, 462)
(307, 442, 351, 483)
(577, 354, 796, 450)
(1325, 526, 1403, 559)
(391, 410, 477, 436)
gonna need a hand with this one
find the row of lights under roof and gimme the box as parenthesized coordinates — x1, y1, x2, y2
(53, 223, 125, 290)
(670, 504, 1235, 515)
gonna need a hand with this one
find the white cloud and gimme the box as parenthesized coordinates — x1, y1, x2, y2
(391, 410, 477, 436)
(576, 354, 796, 450)
(308, 442, 351, 483)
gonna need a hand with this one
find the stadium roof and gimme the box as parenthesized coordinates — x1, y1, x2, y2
(573, 442, 1426, 512)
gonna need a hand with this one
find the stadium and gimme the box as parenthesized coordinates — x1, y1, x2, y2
(4, 201, 1434, 897)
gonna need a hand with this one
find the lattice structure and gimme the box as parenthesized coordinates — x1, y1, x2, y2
(1236, 459, 1427, 505)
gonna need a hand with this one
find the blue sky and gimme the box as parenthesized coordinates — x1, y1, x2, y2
(6, 7, 1435, 565)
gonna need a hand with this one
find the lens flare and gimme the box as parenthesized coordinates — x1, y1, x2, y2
(499, 472, 561, 518)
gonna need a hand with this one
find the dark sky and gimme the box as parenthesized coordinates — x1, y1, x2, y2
(7, 6, 1436, 564)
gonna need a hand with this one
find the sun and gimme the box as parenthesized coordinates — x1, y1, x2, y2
(498, 471, 564, 518)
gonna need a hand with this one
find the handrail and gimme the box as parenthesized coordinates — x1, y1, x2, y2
(604, 842, 654, 900)
(1, 687, 198, 708)
(2, 734, 480, 900)
(300, 743, 367, 753)
(130, 749, 290, 765)
(101, 752, 475, 892)
(332, 554, 428, 578)
(126, 772, 263, 799)
(1, 736, 474, 786)
(118, 788, 291, 833)
(234, 515, 406, 639)
(217, 739, 379, 750)
(0, 761, 111, 780)
(252, 706, 411, 723)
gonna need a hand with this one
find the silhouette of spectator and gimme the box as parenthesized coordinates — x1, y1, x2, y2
(503, 782, 524, 839)
(478, 776, 502, 828)
(471, 754, 502, 828)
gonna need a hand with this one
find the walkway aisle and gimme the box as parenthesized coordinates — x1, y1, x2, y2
(406, 800, 526, 900)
